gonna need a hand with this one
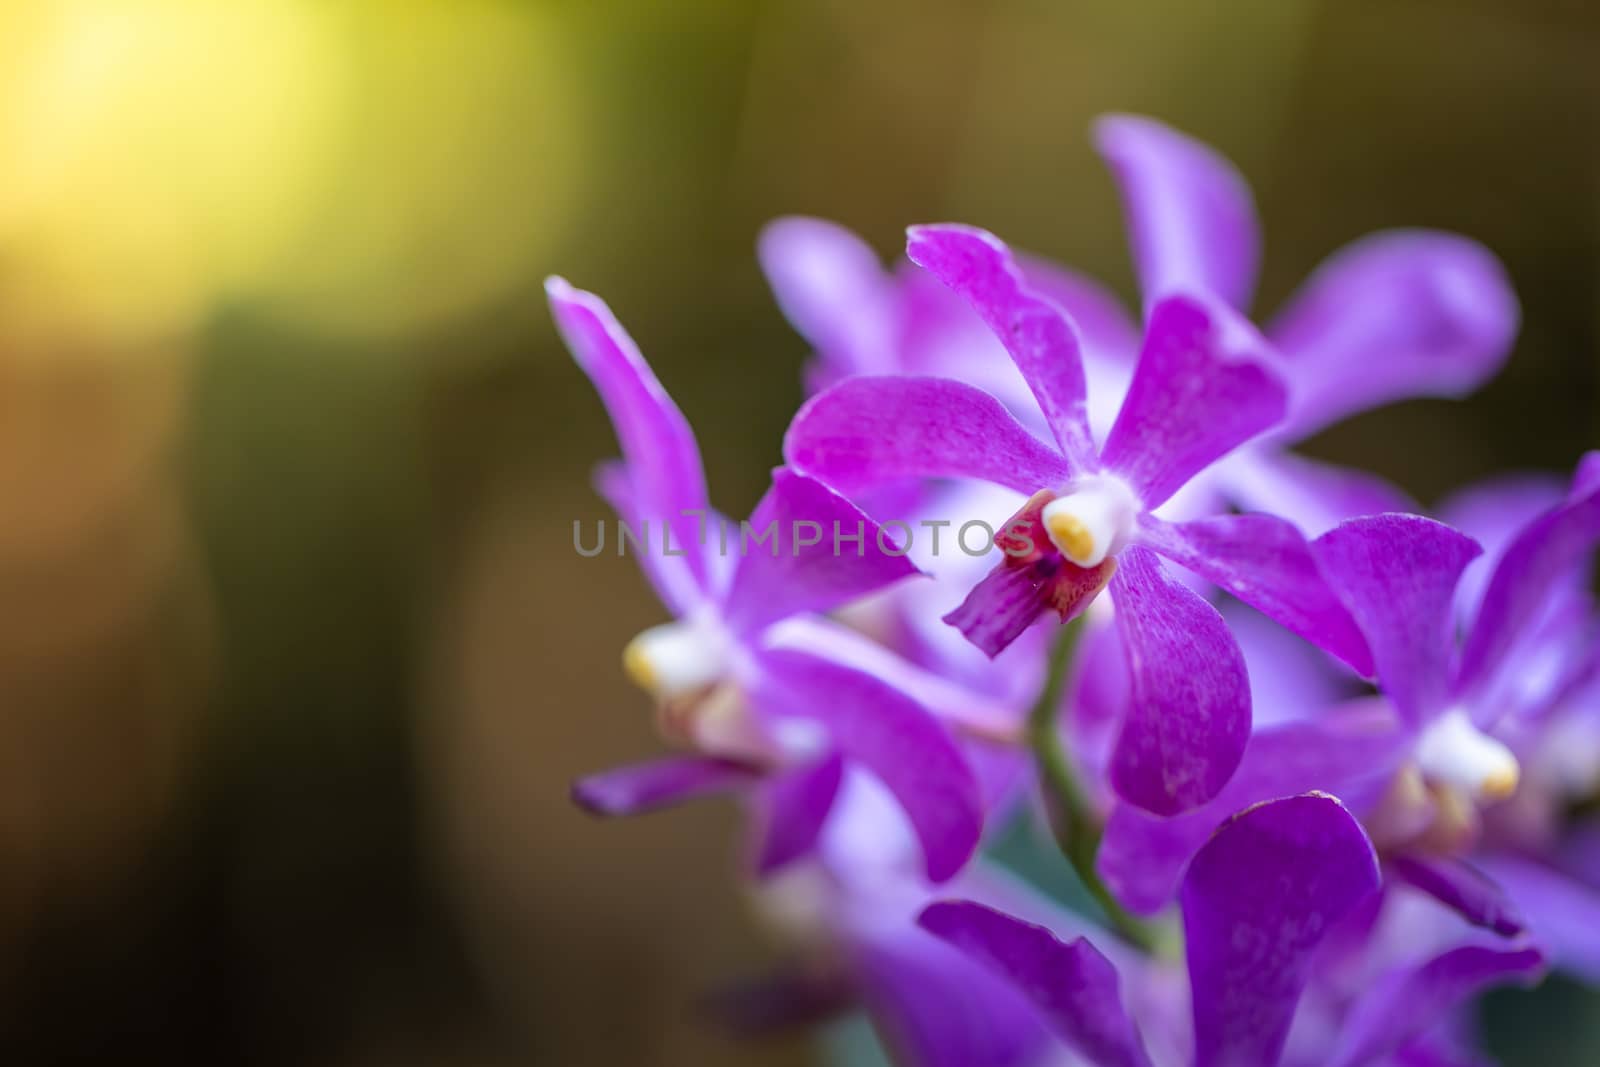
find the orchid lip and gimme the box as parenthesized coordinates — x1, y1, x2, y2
(1415, 708, 1521, 802)
(1040, 474, 1141, 567)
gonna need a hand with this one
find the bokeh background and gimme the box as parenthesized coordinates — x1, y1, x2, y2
(0, 1, 1596, 1064)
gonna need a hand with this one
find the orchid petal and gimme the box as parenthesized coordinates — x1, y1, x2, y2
(761, 615, 1022, 737)
(1479, 854, 1600, 984)
(1100, 710, 1407, 914)
(1182, 794, 1381, 1067)
(1013, 253, 1142, 367)
(1093, 113, 1260, 310)
(1436, 473, 1567, 628)
(571, 755, 760, 816)
(722, 468, 922, 635)
(1327, 945, 1545, 1067)
(1455, 453, 1600, 707)
(758, 216, 900, 382)
(750, 751, 845, 875)
(851, 926, 1057, 1067)
(1108, 546, 1250, 815)
(593, 460, 709, 616)
(1140, 512, 1373, 675)
(1100, 295, 1288, 508)
(1311, 516, 1482, 725)
(548, 277, 711, 593)
(918, 901, 1154, 1067)
(753, 649, 983, 882)
(906, 224, 1097, 468)
(1386, 853, 1526, 937)
(1268, 230, 1518, 440)
(943, 554, 1115, 659)
(1214, 447, 1419, 539)
(784, 376, 1074, 497)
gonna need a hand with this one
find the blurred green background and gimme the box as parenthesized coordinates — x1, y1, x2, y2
(0, 1, 1594, 1064)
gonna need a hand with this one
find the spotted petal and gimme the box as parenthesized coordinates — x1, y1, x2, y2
(1100, 295, 1288, 508)
(1182, 794, 1381, 1067)
(1107, 546, 1250, 815)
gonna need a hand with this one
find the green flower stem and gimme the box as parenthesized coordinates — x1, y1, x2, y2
(1027, 615, 1163, 953)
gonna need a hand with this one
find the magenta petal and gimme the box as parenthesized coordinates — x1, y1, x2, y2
(1454, 454, 1600, 707)
(593, 460, 706, 616)
(722, 468, 921, 635)
(943, 554, 1114, 659)
(758, 216, 900, 380)
(572, 755, 761, 816)
(905, 224, 1097, 468)
(1479, 853, 1600, 983)
(1326, 945, 1545, 1067)
(1099, 713, 1408, 914)
(1107, 546, 1250, 815)
(1182, 794, 1381, 1067)
(1386, 853, 1526, 937)
(1092, 113, 1260, 310)
(1436, 473, 1567, 626)
(1140, 512, 1373, 675)
(941, 563, 1053, 659)
(918, 901, 1154, 1067)
(850, 926, 1056, 1067)
(1311, 515, 1482, 725)
(1100, 295, 1288, 508)
(1268, 230, 1518, 439)
(1218, 448, 1419, 538)
(547, 278, 711, 593)
(1014, 253, 1142, 366)
(750, 751, 845, 875)
(752, 649, 983, 882)
(785, 375, 1074, 497)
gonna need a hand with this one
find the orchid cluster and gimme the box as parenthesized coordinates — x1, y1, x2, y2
(551, 114, 1600, 1066)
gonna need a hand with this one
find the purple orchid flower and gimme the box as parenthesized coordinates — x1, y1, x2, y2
(548, 277, 991, 881)
(762, 118, 1517, 538)
(1096, 454, 1600, 965)
(919, 793, 1399, 1067)
(784, 225, 1372, 816)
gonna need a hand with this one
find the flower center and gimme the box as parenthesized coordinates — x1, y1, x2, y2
(622, 616, 730, 698)
(1039, 474, 1141, 568)
(1415, 708, 1521, 802)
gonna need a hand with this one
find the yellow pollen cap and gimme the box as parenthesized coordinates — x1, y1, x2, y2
(622, 637, 657, 693)
(1046, 512, 1096, 563)
(1481, 763, 1520, 801)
